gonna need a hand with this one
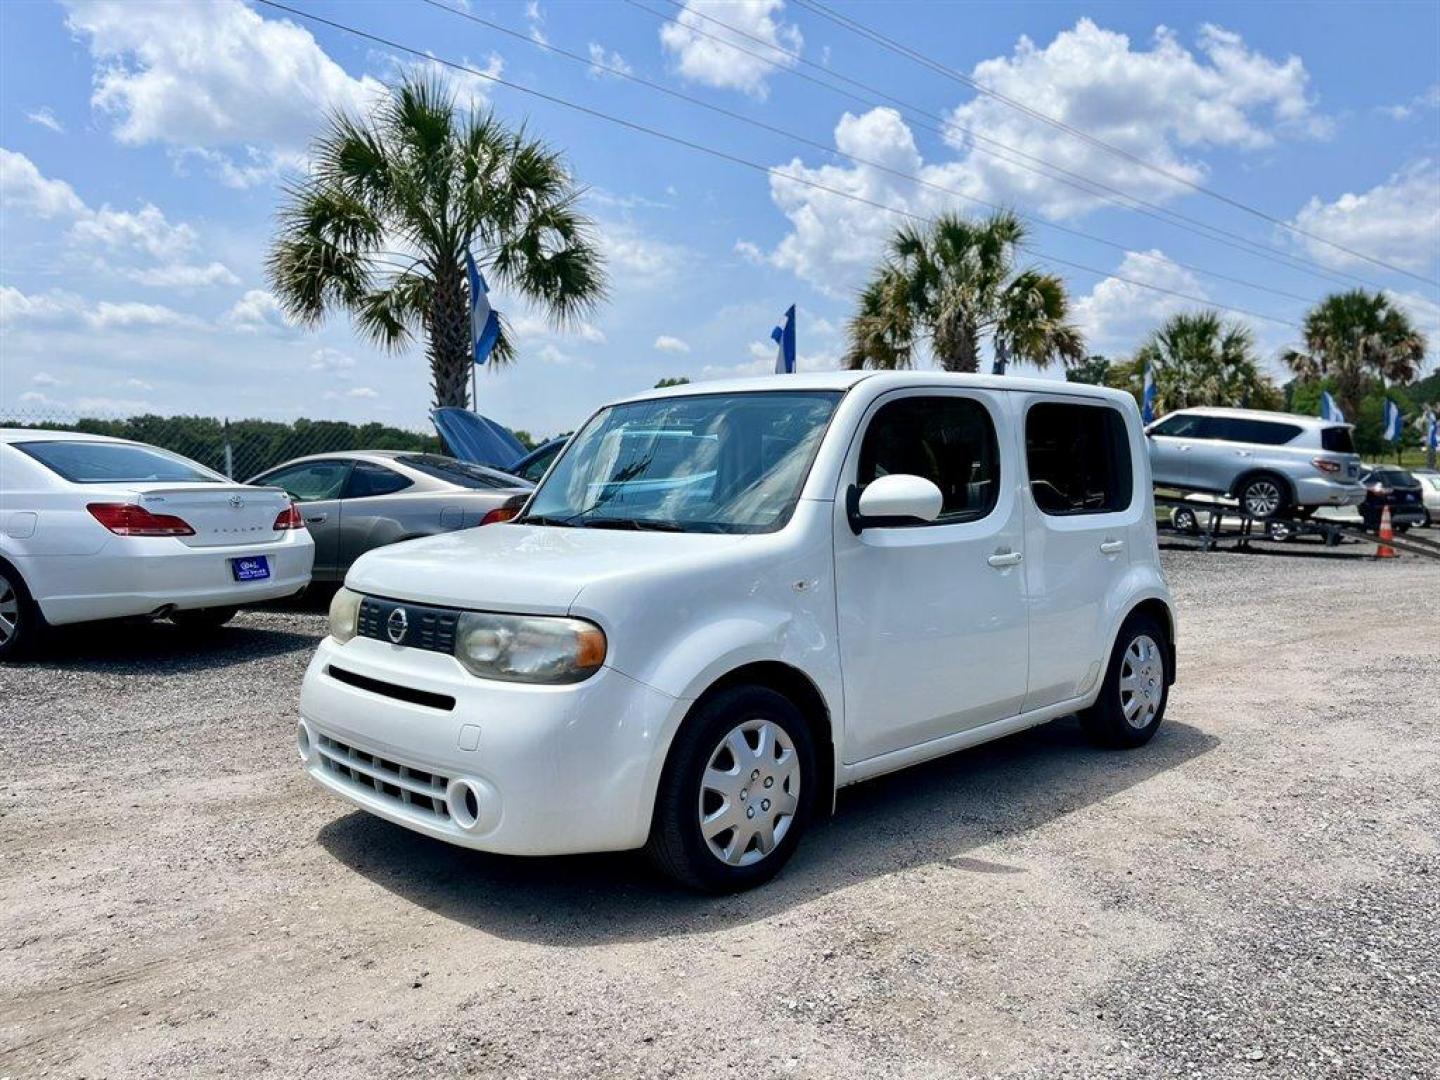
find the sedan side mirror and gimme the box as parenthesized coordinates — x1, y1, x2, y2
(846, 474, 944, 534)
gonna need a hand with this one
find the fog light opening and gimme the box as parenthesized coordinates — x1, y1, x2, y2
(296, 720, 313, 764)
(447, 779, 484, 831)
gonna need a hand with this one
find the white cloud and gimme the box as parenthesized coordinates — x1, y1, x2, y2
(64, 0, 389, 188)
(0, 148, 86, 217)
(69, 203, 196, 261)
(223, 289, 295, 334)
(31, 372, 65, 387)
(1288, 160, 1440, 274)
(1379, 83, 1440, 121)
(525, 1, 547, 46)
(943, 20, 1329, 218)
(26, 107, 64, 133)
(122, 261, 240, 288)
(345, 386, 379, 399)
(1071, 250, 1209, 356)
(124, 378, 154, 391)
(0, 285, 194, 332)
(654, 335, 691, 354)
(87, 300, 194, 330)
(587, 43, 633, 79)
(659, 0, 802, 100)
(309, 347, 357, 372)
(1386, 289, 1440, 366)
(734, 239, 767, 265)
(0, 286, 83, 326)
(598, 220, 690, 284)
(507, 312, 606, 345)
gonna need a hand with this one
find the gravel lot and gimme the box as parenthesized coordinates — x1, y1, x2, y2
(1, 540, 1436, 1079)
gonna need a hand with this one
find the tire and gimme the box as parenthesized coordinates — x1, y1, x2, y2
(0, 563, 45, 661)
(1079, 614, 1170, 749)
(1236, 474, 1290, 520)
(645, 685, 817, 892)
(1265, 519, 1294, 542)
(170, 606, 239, 630)
(1170, 507, 1200, 535)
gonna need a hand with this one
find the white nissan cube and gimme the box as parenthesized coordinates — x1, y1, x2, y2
(301, 373, 1175, 891)
(0, 430, 314, 656)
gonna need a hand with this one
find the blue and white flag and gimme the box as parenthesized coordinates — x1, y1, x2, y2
(1320, 390, 1345, 423)
(1382, 398, 1403, 443)
(771, 304, 796, 374)
(1427, 409, 1438, 452)
(1141, 363, 1158, 425)
(465, 251, 501, 366)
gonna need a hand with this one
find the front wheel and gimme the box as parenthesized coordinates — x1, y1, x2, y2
(170, 606, 238, 630)
(1079, 615, 1170, 749)
(646, 686, 817, 892)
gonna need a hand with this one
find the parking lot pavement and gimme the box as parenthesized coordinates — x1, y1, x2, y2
(1, 548, 1436, 1079)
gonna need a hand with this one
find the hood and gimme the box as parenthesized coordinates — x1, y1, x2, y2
(344, 522, 749, 615)
(431, 407, 527, 469)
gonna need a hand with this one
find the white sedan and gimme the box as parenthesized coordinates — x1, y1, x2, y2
(0, 429, 314, 657)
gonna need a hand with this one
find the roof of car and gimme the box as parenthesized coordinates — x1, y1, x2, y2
(1160, 406, 1344, 429)
(251, 449, 528, 486)
(0, 428, 130, 445)
(618, 370, 1134, 406)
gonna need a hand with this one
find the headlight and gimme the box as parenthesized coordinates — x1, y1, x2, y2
(454, 612, 606, 684)
(328, 586, 362, 644)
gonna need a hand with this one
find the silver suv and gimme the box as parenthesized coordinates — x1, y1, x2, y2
(1145, 407, 1365, 519)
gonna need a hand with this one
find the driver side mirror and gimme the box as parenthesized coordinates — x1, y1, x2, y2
(846, 474, 944, 534)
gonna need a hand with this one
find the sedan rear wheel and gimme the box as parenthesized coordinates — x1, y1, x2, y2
(0, 566, 43, 660)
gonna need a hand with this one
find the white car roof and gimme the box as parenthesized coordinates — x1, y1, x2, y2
(1160, 406, 1346, 430)
(0, 428, 130, 445)
(618, 370, 1133, 407)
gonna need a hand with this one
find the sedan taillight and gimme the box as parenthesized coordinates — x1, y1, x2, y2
(1311, 457, 1342, 474)
(87, 503, 195, 537)
(479, 505, 520, 526)
(273, 502, 305, 530)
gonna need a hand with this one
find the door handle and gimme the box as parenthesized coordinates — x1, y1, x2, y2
(1235, 450, 1252, 458)
(304, 513, 328, 524)
(1178, 444, 1192, 452)
(1099, 539, 1126, 555)
(987, 550, 1024, 569)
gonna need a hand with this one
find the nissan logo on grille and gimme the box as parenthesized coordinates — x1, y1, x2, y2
(386, 607, 409, 644)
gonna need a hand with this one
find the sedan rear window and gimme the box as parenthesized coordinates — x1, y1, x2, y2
(1320, 426, 1356, 453)
(15, 440, 220, 484)
(394, 454, 521, 489)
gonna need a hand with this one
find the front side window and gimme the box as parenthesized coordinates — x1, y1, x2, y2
(523, 391, 841, 533)
(343, 462, 413, 499)
(1149, 414, 1201, 438)
(1026, 402, 1133, 516)
(856, 395, 1000, 524)
(16, 440, 221, 484)
(256, 460, 351, 502)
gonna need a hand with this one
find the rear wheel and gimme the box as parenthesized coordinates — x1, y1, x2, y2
(646, 685, 817, 892)
(1079, 615, 1170, 749)
(0, 565, 44, 660)
(170, 606, 238, 631)
(1237, 474, 1290, 520)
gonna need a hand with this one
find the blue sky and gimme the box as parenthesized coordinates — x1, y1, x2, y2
(2, 0, 1437, 438)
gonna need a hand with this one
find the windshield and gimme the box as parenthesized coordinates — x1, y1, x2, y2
(523, 390, 842, 533)
(394, 454, 523, 490)
(15, 440, 221, 484)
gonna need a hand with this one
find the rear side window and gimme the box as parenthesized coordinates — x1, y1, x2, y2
(1321, 426, 1355, 453)
(857, 396, 1000, 523)
(255, 460, 351, 502)
(1026, 402, 1133, 515)
(15, 440, 220, 484)
(1215, 418, 1304, 445)
(343, 462, 413, 499)
(394, 454, 517, 489)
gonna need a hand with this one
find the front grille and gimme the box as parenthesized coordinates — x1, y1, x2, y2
(314, 732, 451, 822)
(326, 664, 455, 711)
(357, 596, 459, 654)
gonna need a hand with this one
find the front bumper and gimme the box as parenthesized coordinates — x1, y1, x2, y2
(28, 532, 314, 625)
(1293, 476, 1366, 508)
(298, 635, 682, 856)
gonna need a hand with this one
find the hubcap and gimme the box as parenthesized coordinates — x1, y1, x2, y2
(0, 572, 18, 647)
(1244, 481, 1281, 518)
(698, 718, 800, 866)
(1119, 634, 1164, 730)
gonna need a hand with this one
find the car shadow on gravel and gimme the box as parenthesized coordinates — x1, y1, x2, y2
(15, 617, 320, 673)
(316, 716, 1218, 945)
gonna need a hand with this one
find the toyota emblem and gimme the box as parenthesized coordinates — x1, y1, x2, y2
(386, 607, 409, 644)
(228, 494, 246, 510)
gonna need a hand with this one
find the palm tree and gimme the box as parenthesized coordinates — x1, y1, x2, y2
(268, 77, 606, 409)
(1133, 311, 1279, 412)
(1281, 290, 1426, 422)
(844, 210, 1083, 373)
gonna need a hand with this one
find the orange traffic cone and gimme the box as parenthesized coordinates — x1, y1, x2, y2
(1376, 504, 1398, 559)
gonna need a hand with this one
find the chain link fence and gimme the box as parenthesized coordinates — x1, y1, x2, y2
(0, 409, 442, 481)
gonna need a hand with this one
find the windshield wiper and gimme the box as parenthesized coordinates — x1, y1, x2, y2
(517, 513, 582, 528)
(583, 517, 687, 532)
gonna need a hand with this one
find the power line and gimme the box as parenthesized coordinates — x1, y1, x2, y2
(251, 0, 1301, 331)
(418, 0, 1320, 307)
(634, 0, 1380, 293)
(794, 0, 1440, 288)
